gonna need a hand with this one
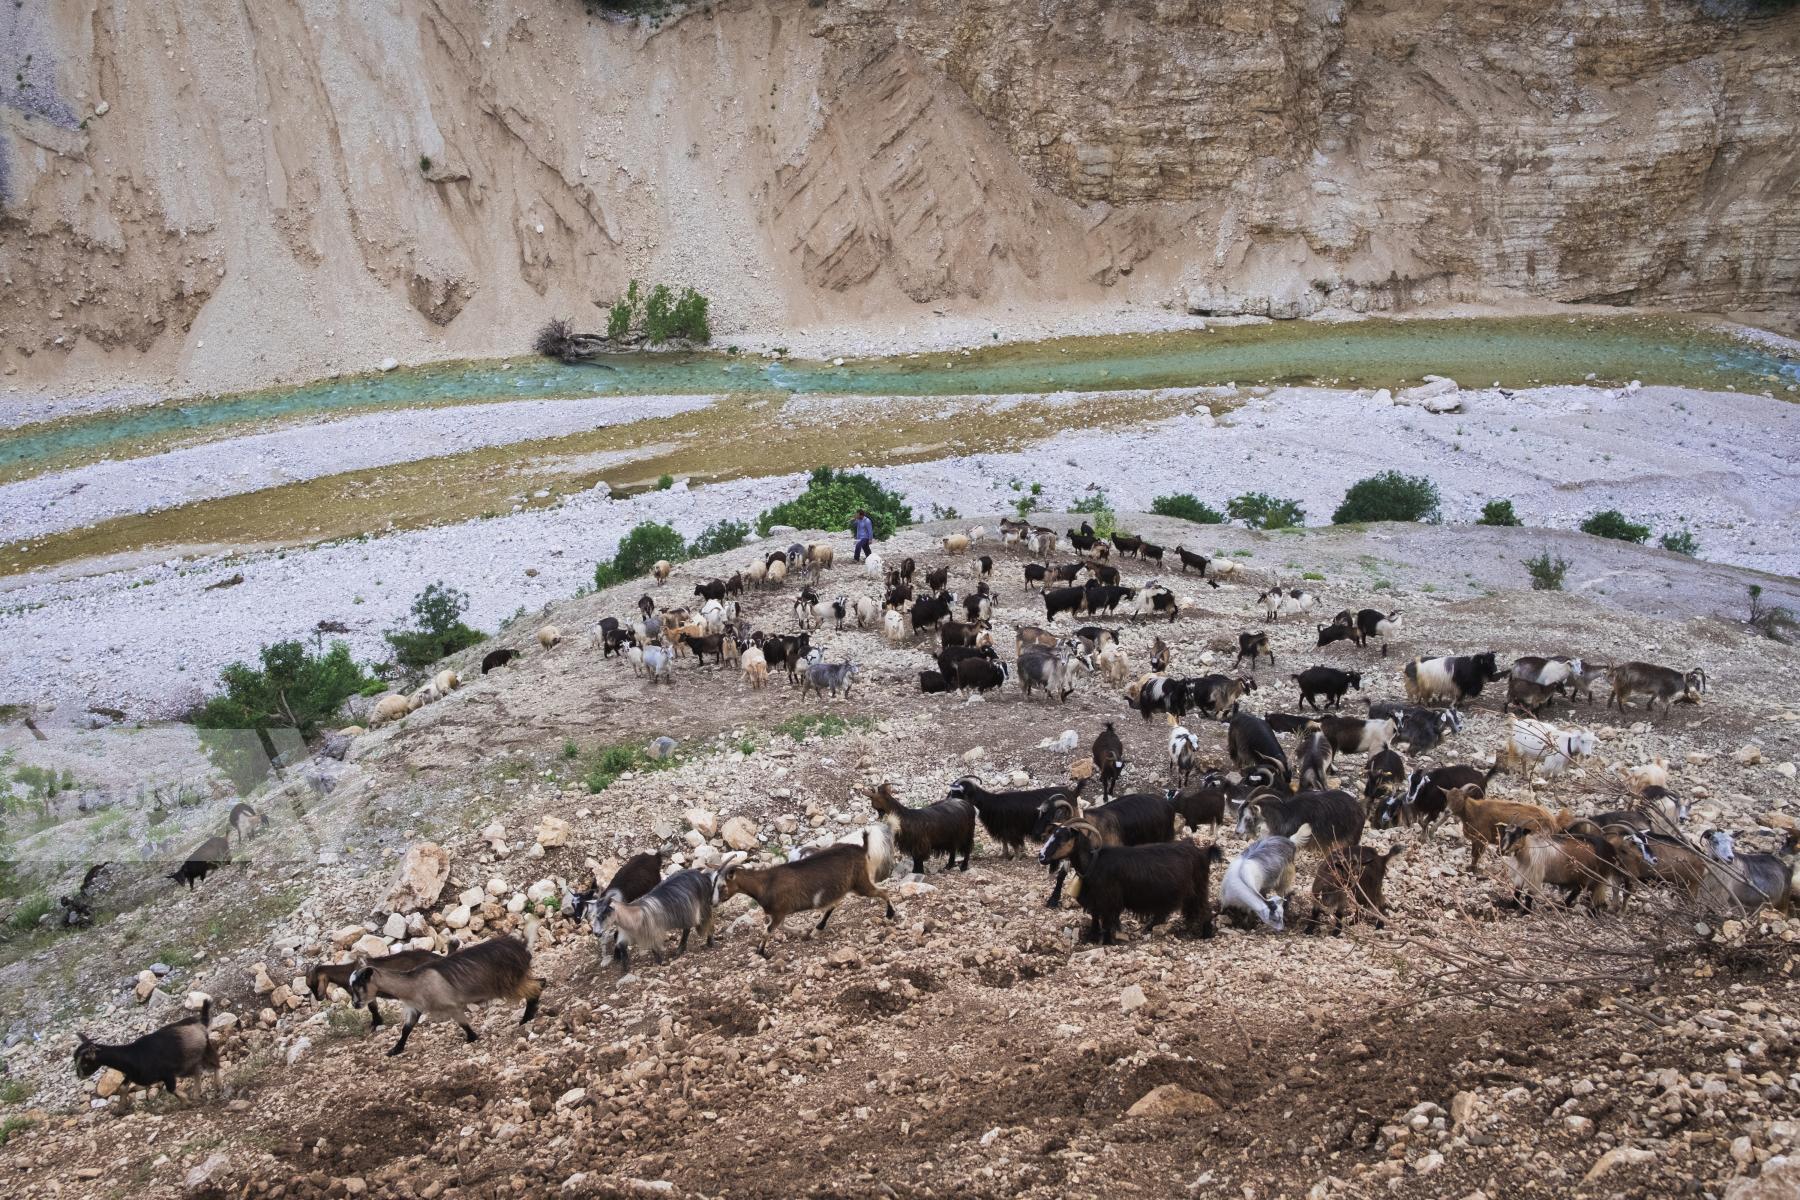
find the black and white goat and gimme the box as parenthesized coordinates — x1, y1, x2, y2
(74, 1002, 220, 1100)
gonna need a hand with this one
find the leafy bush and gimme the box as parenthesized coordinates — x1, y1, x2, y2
(383, 582, 484, 673)
(1151, 494, 1226, 524)
(1226, 492, 1306, 530)
(636, 283, 711, 344)
(656, 473, 675, 491)
(1659, 527, 1699, 556)
(756, 467, 911, 540)
(192, 640, 375, 793)
(1477, 499, 1522, 527)
(1011, 481, 1044, 521)
(594, 521, 687, 590)
(689, 519, 749, 557)
(1069, 491, 1118, 538)
(605, 280, 639, 341)
(1579, 510, 1650, 544)
(1331, 471, 1441, 525)
(1524, 549, 1570, 591)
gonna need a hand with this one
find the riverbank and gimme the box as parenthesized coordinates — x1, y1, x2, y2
(2, 381, 1797, 720)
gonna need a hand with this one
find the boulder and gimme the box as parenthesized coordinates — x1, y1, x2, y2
(722, 817, 760, 851)
(1126, 1084, 1220, 1119)
(685, 808, 719, 838)
(386, 843, 451, 914)
(1734, 744, 1763, 766)
(527, 878, 559, 905)
(95, 1068, 127, 1098)
(382, 912, 407, 940)
(1395, 377, 1462, 413)
(184, 1153, 232, 1194)
(535, 815, 572, 848)
(351, 934, 389, 958)
(134, 971, 158, 1003)
(443, 904, 472, 930)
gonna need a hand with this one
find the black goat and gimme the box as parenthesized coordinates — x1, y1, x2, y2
(1227, 712, 1290, 789)
(481, 648, 520, 674)
(693, 579, 727, 603)
(74, 1001, 219, 1100)
(169, 835, 231, 890)
(954, 656, 1008, 695)
(1364, 747, 1407, 806)
(947, 777, 1072, 858)
(1038, 792, 1180, 906)
(869, 783, 974, 873)
(919, 670, 951, 694)
(1093, 721, 1126, 799)
(1023, 563, 1049, 590)
(1239, 788, 1365, 854)
(910, 592, 955, 633)
(1375, 764, 1495, 831)
(1045, 585, 1087, 622)
(1043, 825, 1221, 943)
(1293, 666, 1362, 711)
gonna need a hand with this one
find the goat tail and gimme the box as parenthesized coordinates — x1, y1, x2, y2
(197, 998, 213, 1027)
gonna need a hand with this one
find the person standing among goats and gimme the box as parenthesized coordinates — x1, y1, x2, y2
(852, 508, 875, 563)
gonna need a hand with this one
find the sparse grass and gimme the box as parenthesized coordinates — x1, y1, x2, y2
(0, 1115, 34, 1145)
(584, 744, 677, 794)
(772, 713, 875, 742)
(1302, 571, 1325, 581)
(0, 1079, 30, 1105)
(322, 1007, 369, 1040)
(6, 894, 51, 932)
(562, 740, 579, 760)
(156, 945, 199, 970)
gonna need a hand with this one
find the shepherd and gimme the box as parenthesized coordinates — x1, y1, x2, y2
(852, 508, 875, 563)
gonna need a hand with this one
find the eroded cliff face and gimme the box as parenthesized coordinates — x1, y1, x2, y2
(1, 0, 1795, 393)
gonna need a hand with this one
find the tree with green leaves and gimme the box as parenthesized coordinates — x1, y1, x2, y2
(757, 468, 912, 540)
(191, 641, 374, 793)
(384, 583, 484, 673)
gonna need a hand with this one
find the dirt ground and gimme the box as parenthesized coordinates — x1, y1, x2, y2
(1, 516, 1798, 1199)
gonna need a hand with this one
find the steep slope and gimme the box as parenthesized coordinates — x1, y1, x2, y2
(2, 0, 1797, 395)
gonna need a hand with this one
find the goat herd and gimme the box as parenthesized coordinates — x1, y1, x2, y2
(74, 516, 1797, 1096)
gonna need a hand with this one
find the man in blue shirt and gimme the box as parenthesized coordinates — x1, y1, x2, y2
(852, 509, 875, 562)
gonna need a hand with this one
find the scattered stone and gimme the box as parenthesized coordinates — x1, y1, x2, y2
(535, 815, 572, 848)
(379, 357, 399, 372)
(722, 817, 760, 851)
(1125, 1084, 1219, 1119)
(383, 912, 408, 940)
(1735, 744, 1764, 766)
(134, 971, 158, 1003)
(1451, 1090, 1480, 1128)
(647, 736, 678, 760)
(685, 808, 719, 837)
(351, 934, 389, 958)
(1583, 1146, 1657, 1182)
(287, 1036, 313, 1066)
(443, 904, 472, 930)
(184, 1153, 232, 1193)
(95, 1068, 126, 1098)
(387, 843, 451, 913)
(962, 746, 986, 765)
(1120, 984, 1148, 1013)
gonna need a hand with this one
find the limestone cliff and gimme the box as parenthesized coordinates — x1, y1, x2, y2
(1, 0, 1795, 393)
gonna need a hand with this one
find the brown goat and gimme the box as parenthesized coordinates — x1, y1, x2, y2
(306, 945, 449, 1030)
(1307, 844, 1404, 933)
(715, 843, 896, 956)
(1497, 825, 1637, 911)
(347, 936, 541, 1056)
(1447, 784, 1581, 871)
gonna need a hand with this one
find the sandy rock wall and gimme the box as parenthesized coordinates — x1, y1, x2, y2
(1, 0, 1796, 393)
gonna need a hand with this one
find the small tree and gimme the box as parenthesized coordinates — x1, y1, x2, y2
(1331, 471, 1441, 524)
(1151, 494, 1225, 524)
(1580, 510, 1650, 544)
(1659, 527, 1699, 557)
(384, 583, 484, 673)
(757, 467, 911, 540)
(595, 522, 687, 589)
(1227, 492, 1306, 530)
(1524, 550, 1570, 591)
(192, 641, 374, 792)
(1477, 499, 1522, 527)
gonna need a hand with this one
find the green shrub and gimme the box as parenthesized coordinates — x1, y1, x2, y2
(1331, 471, 1441, 524)
(606, 280, 639, 341)
(1579, 510, 1650, 544)
(383, 582, 484, 673)
(656, 473, 675, 491)
(1069, 491, 1118, 538)
(0, 1115, 34, 1146)
(191, 641, 375, 793)
(689, 519, 750, 557)
(1477, 499, 1522, 527)
(1150, 494, 1225, 524)
(1747, 584, 1798, 645)
(638, 283, 711, 344)
(1524, 549, 1570, 591)
(1226, 492, 1306, 530)
(1659, 528, 1699, 556)
(594, 521, 687, 590)
(1011, 482, 1043, 521)
(757, 467, 911, 541)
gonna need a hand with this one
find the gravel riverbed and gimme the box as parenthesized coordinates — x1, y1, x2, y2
(2, 382, 1796, 719)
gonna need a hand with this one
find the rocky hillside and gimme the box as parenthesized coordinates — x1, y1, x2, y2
(0, 516, 1797, 1196)
(3, 0, 1797, 393)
